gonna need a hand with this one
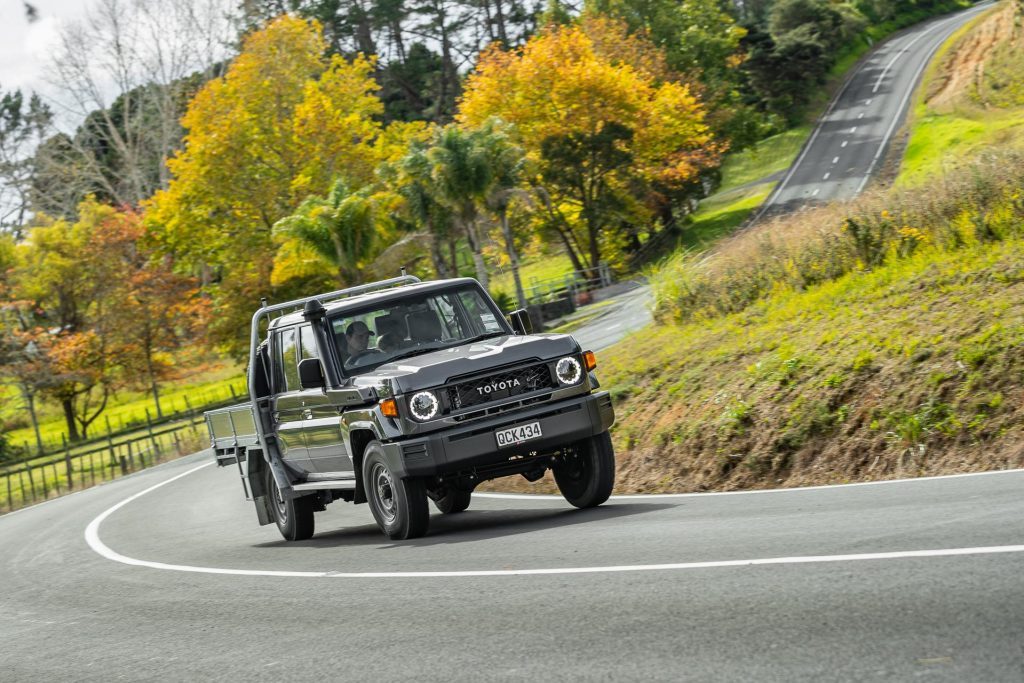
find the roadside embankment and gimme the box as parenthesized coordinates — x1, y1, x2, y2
(598, 144, 1024, 493)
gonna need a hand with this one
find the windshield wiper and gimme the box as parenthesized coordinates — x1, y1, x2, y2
(461, 331, 508, 344)
(388, 345, 447, 363)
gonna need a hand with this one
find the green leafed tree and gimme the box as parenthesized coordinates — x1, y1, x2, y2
(272, 179, 381, 287)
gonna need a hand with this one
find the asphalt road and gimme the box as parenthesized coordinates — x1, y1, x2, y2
(2, 452, 1023, 680)
(569, 5, 995, 350)
(758, 1, 994, 216)
(4, 6, 1016, 681)
(568, 283, 653, 351)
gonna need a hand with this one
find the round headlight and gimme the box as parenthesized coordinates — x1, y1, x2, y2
(409, 391, 439, 421)
(555, 356, 582, 385)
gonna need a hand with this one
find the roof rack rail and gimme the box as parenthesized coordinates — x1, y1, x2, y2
(254, 274, 421, 321)
(247, 274, 420, 401)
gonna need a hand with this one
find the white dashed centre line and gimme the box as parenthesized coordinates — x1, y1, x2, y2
(842, 140, 849, 148)
(833, 156, 840, 164)
(811, 188, 820, 197)
(851, 126, 858, 134)
(865, 99, 872, 105)
(858, 112, 865, 119)
(823, 172, 831, 180)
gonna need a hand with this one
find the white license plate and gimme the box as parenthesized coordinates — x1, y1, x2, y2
(495, 422, 543, 448)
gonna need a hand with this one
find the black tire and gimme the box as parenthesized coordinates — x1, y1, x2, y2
(553, 431, 616, 509)
(266, 468, 315, 541)
(363, 442, 429, 540)
(433, 488, 472, 514)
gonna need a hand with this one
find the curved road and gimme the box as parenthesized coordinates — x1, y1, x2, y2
(3, 6, 1017, 681)
(572, 4, 995, 348)
(2, 454, 1023, 679)
(757, 1, 993, 216)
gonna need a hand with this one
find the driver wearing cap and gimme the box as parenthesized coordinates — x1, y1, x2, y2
(344, 321, 375, 360)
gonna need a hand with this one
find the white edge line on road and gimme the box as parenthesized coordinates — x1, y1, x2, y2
(480, 467, 1024, 500)
(83, 465, 1024, 579)
(857, 3, 990, 193)
(747, 24, 874, 222)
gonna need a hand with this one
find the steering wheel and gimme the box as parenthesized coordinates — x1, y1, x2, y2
(344, 348, 381, 367)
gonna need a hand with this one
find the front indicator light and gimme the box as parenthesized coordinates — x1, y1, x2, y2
(583, 350, 597, 371)
(380, 398, 399, 418)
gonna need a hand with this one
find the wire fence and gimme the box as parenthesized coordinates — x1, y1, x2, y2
(7, 380, 244, 464)
(0, 415, 209, 515)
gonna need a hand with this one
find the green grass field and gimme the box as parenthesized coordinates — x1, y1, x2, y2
(3, 362, 243, 459)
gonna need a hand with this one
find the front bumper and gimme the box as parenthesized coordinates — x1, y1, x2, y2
(382, 391, 614, 479)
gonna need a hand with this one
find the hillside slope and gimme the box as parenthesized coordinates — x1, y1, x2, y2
(605, 239, 1023, 492)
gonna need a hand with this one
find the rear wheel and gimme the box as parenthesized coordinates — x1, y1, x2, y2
(433, 487, 472, 514)
(364, 442, 429, 540)
(266, 468, 315, 541)
(553, 431, 615, 509)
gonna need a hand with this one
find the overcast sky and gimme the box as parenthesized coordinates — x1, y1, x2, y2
(1, 1, 87, 97)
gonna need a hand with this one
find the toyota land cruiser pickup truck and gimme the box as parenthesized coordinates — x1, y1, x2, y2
(205, 275, 615, 541)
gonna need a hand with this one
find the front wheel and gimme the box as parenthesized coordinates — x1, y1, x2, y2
(553, 431, 616, 509)
(363, 442, 429, 540)
(266, 468, 315, 541)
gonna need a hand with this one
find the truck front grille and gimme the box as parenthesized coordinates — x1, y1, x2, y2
(446, 362, 556, 412)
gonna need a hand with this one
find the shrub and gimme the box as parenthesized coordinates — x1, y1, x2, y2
(651, 152, 1024, 322)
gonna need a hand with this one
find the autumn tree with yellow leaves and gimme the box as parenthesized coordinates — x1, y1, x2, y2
(145, 16, 421, 355)
(459, 17, 721, 273)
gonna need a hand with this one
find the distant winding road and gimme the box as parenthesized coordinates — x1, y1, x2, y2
(757, 1, 994, 216)
(3, 5, 1017, 681)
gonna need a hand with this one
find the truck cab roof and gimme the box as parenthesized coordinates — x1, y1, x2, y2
(267, 277, 484, 330)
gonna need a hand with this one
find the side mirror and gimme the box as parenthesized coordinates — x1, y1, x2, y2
(298, 358, 325, 390)
(507, 308, 533, 335)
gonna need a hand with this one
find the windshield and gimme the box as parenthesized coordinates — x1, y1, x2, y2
(330, 285, 510, 376)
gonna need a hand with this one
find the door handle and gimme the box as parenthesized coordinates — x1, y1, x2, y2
(272, 411, 281, 423)
(303, 409, 313, 420)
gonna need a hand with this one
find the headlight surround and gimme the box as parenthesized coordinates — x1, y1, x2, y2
(555, 356, 583, 386)
(409, 391, 440, 421)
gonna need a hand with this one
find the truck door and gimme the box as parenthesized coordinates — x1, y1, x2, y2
(297, 324, 354, 475)
(271, 327, 313, 473)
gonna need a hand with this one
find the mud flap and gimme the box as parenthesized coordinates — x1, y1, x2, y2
(254, 495, 273, 526)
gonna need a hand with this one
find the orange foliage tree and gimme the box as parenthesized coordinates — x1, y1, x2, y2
(459, 17, 722, 271)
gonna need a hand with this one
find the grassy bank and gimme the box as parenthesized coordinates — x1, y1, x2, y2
(602, 237, 1022, 492)
(899, 1, 1024, 186)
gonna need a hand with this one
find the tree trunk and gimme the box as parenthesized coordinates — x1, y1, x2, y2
(448, 237, 459, 277)
(430, 233, 451, 278)
(62, 398, 80, 442)
(493, 0, 509, 44)
(463, 219, 489, 289)
(151, 380, 162, 420)
(19, 384, 44, 454)
(499, 208, 527, 309)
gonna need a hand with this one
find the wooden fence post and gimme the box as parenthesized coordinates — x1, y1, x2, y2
(119, 455, 128, 475)
(6, 474, 12, 512)
(89, 453, 96, 487)
(40, 465, 48, 499)
(145, 408, 158, 453)
(26, 466, 36, 501)
(51, 462, 60, 495)
(126, 441, 135, 472)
